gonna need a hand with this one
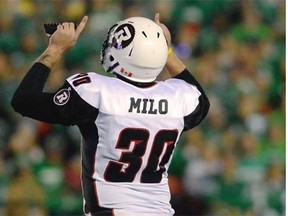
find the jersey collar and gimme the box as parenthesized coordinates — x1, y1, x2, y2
(114, 74, 157, 88)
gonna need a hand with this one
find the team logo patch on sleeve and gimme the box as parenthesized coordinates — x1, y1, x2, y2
(53, 88, 70, 106)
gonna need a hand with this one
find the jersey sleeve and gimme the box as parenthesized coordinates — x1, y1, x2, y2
(11, 63, 98, 126)
(173, 69, 210, 131)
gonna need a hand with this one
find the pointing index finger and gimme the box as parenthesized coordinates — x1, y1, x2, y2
(76, 15, 88, 38)
(154, 13, 160, 24)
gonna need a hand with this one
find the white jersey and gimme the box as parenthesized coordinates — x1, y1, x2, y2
(66, 71, 201, 215)
(12, 61, 209, 216)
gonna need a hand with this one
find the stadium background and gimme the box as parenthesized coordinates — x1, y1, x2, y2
(0, 0, 285, 215)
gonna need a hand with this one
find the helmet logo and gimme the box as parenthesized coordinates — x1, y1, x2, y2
(113, 24, 135, 49)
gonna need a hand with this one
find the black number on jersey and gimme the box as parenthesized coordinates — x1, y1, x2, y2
(72, 73, 91, 87)
(141, 129, 178, 183)
(104, 128, 178, 183)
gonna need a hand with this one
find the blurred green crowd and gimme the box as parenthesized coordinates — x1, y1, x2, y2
(0, 0, 285, 216)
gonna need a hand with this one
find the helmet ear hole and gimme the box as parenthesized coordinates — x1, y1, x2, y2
(110, 55, 114, 61)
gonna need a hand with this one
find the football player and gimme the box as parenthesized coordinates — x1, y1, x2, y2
(11, 14, 209, 216)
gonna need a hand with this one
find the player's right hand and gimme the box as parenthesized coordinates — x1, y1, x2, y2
(49, 15, 88, 53)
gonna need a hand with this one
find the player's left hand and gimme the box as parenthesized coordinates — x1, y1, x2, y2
(154, 13, 171, 48)
(49, 15, 88, 53)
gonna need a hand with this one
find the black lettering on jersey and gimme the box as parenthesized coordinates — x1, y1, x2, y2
(158, 99, 168, 114)
(148, 99, 157, 114)
(141, 99, 148, 114)
(128, 98, 141, 113)
(53, 88, 70, 106)
(128, 97, 168, 115)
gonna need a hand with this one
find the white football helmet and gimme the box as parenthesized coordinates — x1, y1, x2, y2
(100, 17, 168, 83)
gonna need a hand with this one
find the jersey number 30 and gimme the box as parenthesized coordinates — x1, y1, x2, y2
(104, 128, 178, 183)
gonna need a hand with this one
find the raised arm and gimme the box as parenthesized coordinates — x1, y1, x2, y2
(10, 16, 95, 125)
(155, 13, 210, 129)
(154, 13, 185, 77)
